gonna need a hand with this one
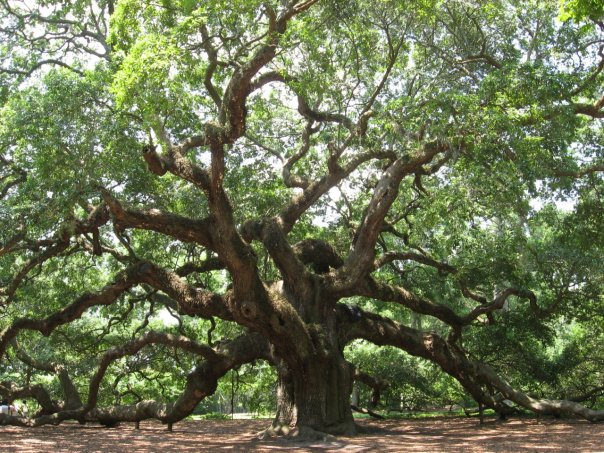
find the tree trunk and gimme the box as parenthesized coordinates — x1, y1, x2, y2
(269, 353, 356, 437)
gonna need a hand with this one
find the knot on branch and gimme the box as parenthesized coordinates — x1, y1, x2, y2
(87, 203, 110, 226)
(204, 121, 227, 144)
(293, 239, 344, 274)
(142, 145, 167, 176)
(357, 110, 374, 137)
(239, 219, 264, 243)
(99, 188, 125, 221)
(343, 304, 362, 323)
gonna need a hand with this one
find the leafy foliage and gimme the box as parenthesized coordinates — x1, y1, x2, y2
(0, 0, 603, 428)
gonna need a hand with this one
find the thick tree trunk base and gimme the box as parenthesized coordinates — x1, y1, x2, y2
(258, 422, 343, 441)
(269, 354, 358, 438)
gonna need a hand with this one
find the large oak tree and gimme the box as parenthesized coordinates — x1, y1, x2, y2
(1, 0, 603, 436)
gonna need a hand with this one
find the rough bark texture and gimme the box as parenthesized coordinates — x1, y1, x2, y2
(2, 0, 603, 436)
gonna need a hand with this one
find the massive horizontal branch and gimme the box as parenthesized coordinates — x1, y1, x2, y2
(354, 277, 465, 327)
(0, 259, 233, 362)
(135, 262, 233, 321)
(337, 306, 489, 408)
(338, 307, 604, 422)
(84, 331, 220, 413)
(0, 333, 271, 427)
(101, 190, 215, 249)
(474, 364, 604, 422)
(90, 332, 270, 426)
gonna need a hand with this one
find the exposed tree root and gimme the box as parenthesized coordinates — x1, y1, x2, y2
(257, 422, 338, 442)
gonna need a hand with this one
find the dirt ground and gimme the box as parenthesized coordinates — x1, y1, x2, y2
(1, 416, 603, 452)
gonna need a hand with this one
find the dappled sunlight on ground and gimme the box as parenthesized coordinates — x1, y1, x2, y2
(0, 416, 602, 452)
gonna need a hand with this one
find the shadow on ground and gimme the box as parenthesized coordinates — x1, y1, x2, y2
(1, 416, 603, 452)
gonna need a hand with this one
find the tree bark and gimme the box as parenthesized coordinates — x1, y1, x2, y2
(265, 280, 357, 437)
(340, 306, 604, 423)
(269, 354, 356, 437)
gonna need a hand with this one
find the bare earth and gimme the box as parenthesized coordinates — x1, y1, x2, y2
(1, 416, 603, 452)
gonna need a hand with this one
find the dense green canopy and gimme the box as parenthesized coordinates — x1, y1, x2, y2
(0, 0, 603, 435)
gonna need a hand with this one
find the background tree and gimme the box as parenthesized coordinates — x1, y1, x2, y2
(1, 0, 603, 437)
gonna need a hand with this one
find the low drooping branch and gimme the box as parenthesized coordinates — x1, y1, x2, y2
(0, 332, 271, 427)
(84, 331, 219, 414)
(12, 344, 82, 410)
(91, 333, 270, 426)
(0, 381, 58, 415)
(101, 190, 215, 250)
(474, 364, 604, 422)
(338, 306, 604, 422)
